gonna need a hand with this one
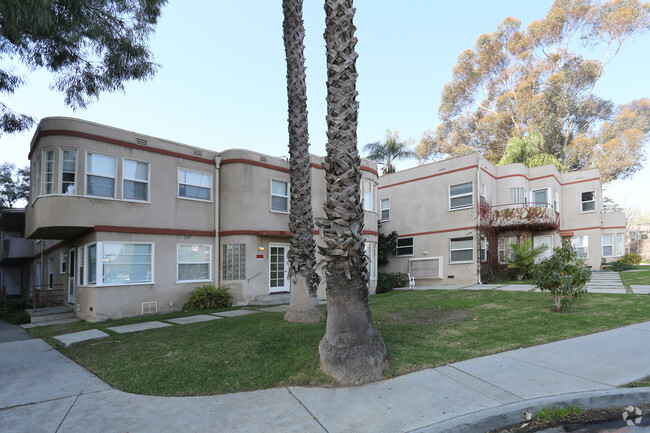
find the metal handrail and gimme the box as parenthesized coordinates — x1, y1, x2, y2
(30, 284, 65, 312)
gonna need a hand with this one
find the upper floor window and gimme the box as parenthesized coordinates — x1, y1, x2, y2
(270, 179, 289, 212)
(554, 191, 560, 213)
(86, 152, 116, 198)
(380, 198, 390, 221)
(123, 159, 149, 201)
(450, 236, 473, 263)
(581, 191, 596, 213)
(43, 149, 55, 195)
(60, 149, 77, 194)
(531, 188, 549, 207)
(363, 179, 375, 211)
(479, 183, 487, 206)
(510, 187, 524, 204)
(178, 168, 212, 201)
(396, 237, 413, 256)
(571, 235, 589, 259)
(449, 182, 473, 210)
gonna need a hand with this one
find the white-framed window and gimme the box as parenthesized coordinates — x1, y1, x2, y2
(60, 149, 77, 194)
(571, 235, 589, 259)
(396, 237, 414, 256)
(78, 247, 84, 285)
(602, 233, 624, 257)
(47, 256, 54, 289)
(380, 198, 390, 221)
(616, 233, 624, 257)
(554, 191, 560, 213)
(102, 242, 153, 284)
(581, 191, 596, 213)
(177, 244, 212, 282)
(450, 236, 473, 263)
(178, 168, 212, 201)
(86, 152, 116, 198)
(510, 187, 524, 204)
(449, 182, 473, 210)
(364, 241, 377, 280)
(498, 238, 506, 263)
(43, 149, 55, 195)
(32, 160, 40, 202)
(479, 183, 487, 206)
(60, 250, 67, 274)
(223, 244, 246, 280)
(270, 179, 289, 213)
(363, 179, 375, 212)
(531, 188, 549, 207)
(123, 159, 149, 201)
(480, 237, 487, 262)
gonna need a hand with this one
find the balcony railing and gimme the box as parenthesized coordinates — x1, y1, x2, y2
(479, 202, 560, 232)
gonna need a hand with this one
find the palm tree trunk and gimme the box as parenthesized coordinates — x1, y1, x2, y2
(317, 0, 388, 385)
(282, 0, 325, 323)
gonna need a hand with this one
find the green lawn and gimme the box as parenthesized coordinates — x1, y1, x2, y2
(620, 265, 650, 287)
(28, 289, 650, 396)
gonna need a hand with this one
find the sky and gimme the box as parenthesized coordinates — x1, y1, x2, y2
(2, 0, 650, 213)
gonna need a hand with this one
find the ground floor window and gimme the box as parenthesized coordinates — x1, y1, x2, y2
(177, 244, 212, 282)
(83, 242, 153, 285)
(450, 237, 473, 263)
(602, 233, 624, 257)
(571, 235, 589, 259)
(223, 244, 246, 280)
(364, 241, 377, 280)
(480, 237, 487, 262)
(396, 237, 414, 256)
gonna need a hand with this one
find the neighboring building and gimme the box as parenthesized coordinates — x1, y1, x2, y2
(24, 117, 379, 321)
(627, 223, 650, 262)
(0, 209, 34, 300)
(378, 154, 626, 285)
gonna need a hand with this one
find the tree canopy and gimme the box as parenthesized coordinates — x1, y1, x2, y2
(417, 0, 650, 182)
(363, 130, 417, 174)
(0, 163, 29, 209)
(498, 132, 563, 171)
(0, 0, 167, 137)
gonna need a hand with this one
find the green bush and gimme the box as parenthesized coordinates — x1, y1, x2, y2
(531, 241, 590, 312)
(183, 284, 232, 310)
(619, 254, 642, 267)
(376, 272, 409, 294)
(6, 310, 31, 325)
(0, 299, 28, 320)
(611, 261, 632, 272)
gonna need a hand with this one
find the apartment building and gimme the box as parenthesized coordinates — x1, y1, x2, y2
(378, 154, 626, 285)
(25, 117, 379, 321)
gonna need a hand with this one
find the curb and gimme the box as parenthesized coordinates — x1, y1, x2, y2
(411, 387, 650, 433)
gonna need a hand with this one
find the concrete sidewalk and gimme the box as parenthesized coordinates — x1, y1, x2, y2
(1, 321, 649, 433)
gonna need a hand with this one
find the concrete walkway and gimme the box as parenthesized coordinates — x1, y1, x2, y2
(1, 319, 649, 433)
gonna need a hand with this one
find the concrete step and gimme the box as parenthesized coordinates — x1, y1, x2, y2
(27, 306, 76, 323)
(248, 293, 290, 306)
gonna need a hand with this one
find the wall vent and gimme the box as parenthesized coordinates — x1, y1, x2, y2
(260, 156, 267, 162)
(136, 138, 148, 146)
(193, 150, 202, 157)
(142, 301, 157, 315)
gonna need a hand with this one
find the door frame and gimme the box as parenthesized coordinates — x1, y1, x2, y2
(268, 243, 289, 293)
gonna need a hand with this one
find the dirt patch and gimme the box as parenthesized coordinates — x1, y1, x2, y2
(476, 303, 505, 309)
(487, 403, 650, 432)
(386, 308, 471, 326)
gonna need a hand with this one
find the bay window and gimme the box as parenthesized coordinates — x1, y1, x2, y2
(86, 152, 116, 198)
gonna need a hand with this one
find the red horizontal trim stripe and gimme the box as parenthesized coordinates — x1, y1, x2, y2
(399, 226, 476, 238)
(221, 229, 379, 237)
(221, 158, 290, 173)
(31, 130, 215, 165)
(481, 168, 600, 186)
(561, 225, 627, 232)
(379, 165, 478, 190)
(31, 241, 68, 259)
(95, 226, 216, 237)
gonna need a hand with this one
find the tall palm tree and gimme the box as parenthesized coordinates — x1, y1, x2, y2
(282, 0, 325, 323)
(317, 0, 388, 385)
(362, 130, 417, 174)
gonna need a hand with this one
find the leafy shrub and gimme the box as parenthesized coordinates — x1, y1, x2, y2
(507, 238, 548, 280)
(610, 261, 632, 272)
(378, 231, 398, 266)
(0, 299, 28, 320)
(619, 254, 642, 267)
(376, 272, 408, 294)
(6, 310, 31, 325)
(183, 284, 232, 310)
(531, 241, 590, 312)
(480, 265, 511, 283)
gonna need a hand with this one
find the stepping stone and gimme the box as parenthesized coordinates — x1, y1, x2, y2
(587, 288, 627, 294)
(107, 321, 172, 334)
(462, 284, 500, 290)
(54, 329, 109, 348)
(166, 315, 222, 325)
(258, 305, 289, 313)
(212, 310, 260, 318)
(498, 285, 535, 291)
(631, 285, 650, 294)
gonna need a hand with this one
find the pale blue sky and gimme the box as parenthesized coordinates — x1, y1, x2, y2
(2, 1, 649, 212)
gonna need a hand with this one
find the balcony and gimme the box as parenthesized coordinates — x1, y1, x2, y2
(479, 202, 560, 233)
(1, 238, 34, 263)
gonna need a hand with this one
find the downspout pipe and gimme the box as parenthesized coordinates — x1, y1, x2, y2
(476, 160, 482, 285)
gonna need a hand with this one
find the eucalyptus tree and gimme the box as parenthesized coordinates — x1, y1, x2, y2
(317, 0, 388, 385)
(282, 0, 325, 323)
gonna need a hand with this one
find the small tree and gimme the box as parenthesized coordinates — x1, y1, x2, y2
(507, 238, 548, 281)
(531, 241, 590, 312)
(377, 230, 398, 266)
(0, 163, 29, 209)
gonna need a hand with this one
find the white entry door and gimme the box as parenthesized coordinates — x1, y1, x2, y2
(68, 249, 76, 304)
(269, 243, 289, 293)
(533, 235, 553, 262)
